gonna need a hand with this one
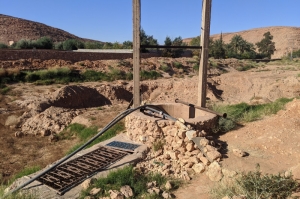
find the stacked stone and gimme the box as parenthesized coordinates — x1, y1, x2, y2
(125, 113, 222, 181)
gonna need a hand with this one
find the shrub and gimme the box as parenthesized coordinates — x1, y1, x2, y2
(159, 64, 169, 72)
(62, 39, 84, 50)
(14, 39, 32, 49)
(173, 62, 183, 69)
(33, 37, 53, 49)
(0, 43, 8, 49)
(140, 70, 161, 80)
(0, 86, 11, 95)
(193, 63, 199, 71)
(210, 164, 299, 199)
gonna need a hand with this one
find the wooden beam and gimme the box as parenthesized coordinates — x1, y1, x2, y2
(133, 0, 141, 108)
(198, 0, 212, 107)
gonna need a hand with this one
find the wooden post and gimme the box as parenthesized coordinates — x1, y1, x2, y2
(133, 0, 141, 108)
(198, 0, 212, 107)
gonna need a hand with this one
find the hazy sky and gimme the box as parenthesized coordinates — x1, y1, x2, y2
(0, 0, 299, 44)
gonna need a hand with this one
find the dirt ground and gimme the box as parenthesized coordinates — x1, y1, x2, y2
(1, 57, 300, 198)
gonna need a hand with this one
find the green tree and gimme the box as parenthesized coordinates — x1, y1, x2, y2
(226, 34, 256, 58)
(162, 36, 184, 58)
(256, 31, 276, 59)
(103, 42, 113, 49)
(190, 36, 200, 46)
(0, 43, 8, 49)
(63, 39, 78, 50)
(190, 36, 200, 56)
(140, 28, 158, 52)
(210, 34, 225, 59)
(84, 42, 103, 49)
(14, 39, 32, 49)
(122, 40, 132, 49)
(112, 41, 122, 49)
(162, 36, 172, 57)
(34, 37, 53, 49)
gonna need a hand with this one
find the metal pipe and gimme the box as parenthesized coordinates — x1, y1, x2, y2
(143, 106, 177, 121)
(2, 105, 148, 199)
(175, 99, 227, 118)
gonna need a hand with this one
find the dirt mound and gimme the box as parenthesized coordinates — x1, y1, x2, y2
(0, 14, 101, 45)
(51, 85, 111, 108)
(21, 107, 80, 135)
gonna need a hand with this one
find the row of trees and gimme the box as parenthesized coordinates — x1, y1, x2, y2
(191, 32, 276, 59)
(0, 30, 278, 59)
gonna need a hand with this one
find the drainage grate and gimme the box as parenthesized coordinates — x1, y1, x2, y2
(106, 141, 140, 151)
(36, 146, 131, 195)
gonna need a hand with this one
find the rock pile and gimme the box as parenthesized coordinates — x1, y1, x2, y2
(125, 112, 223, 181)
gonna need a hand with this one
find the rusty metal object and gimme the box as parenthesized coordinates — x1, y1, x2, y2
(175, 99, 227, 118)
(37, 146, 131, 195)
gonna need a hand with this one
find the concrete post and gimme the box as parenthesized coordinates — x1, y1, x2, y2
(198, 0, 212, 107)
(133, 0, 141, 108)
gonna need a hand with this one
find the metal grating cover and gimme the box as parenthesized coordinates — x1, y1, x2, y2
(106, 141, 140, 151)
(36, 146, 130, 195)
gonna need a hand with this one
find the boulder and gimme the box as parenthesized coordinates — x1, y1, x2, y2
(120, 185, 133, 198)
(206, 161, 223, 181)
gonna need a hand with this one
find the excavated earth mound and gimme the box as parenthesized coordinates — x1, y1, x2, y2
(50, 85, 111, 108)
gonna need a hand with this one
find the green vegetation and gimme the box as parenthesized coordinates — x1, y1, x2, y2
(256, 31, 276, 59)
(191, 32, 275, 59)
(140, 28, 158, 52)
(140, 70, 161, 80)
(152, 140, 165, 152)
(210, 164, 299, 199)
(162, 36, 184, 58)
(80, 165, 180, 199)
(159, 64, 169, 72)
(0, 43, 8, 49)
(0, 66, 162, 86)
(10, 166, 41, 184)
(173, 62, 183, 69)
(61, 122, 125, 154)
(0, 84, 11, 95)
(211, 98, 294, 133)
(12, 37, 53, 49)
(0, 188, 37, 199)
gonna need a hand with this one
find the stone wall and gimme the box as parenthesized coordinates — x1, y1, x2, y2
(125, 111, 223, 181)
(0, 49, 160, 62)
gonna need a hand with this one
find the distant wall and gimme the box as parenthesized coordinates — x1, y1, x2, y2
(0, 49, 160, 62)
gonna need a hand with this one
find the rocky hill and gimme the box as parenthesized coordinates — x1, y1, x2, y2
(0, 14, 99, 45)
(184, 26, 300, 59)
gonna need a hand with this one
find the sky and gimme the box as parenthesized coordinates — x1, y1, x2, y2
(0, 0, 299, 44)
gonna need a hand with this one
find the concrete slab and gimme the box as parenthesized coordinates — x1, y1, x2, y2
(6, 133, 147, 199)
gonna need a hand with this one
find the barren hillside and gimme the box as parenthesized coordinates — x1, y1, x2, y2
(184, 26, 300, 59)
(0, 14, 100, 45)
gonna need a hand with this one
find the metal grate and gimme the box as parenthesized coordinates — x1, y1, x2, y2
(106, 141, 140, 151)
(36, 146, 131, 195)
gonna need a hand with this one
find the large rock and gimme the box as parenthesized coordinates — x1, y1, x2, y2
(109, 190, 124, 199)
(192, 163, 205, 173)
(232, 148, 247, 157)
(120, 185, 133, 198)
(206, 161, 223, 181)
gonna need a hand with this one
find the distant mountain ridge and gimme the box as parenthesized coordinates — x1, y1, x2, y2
(0, 14, 100, 45)
(184, 26, 300, 59)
